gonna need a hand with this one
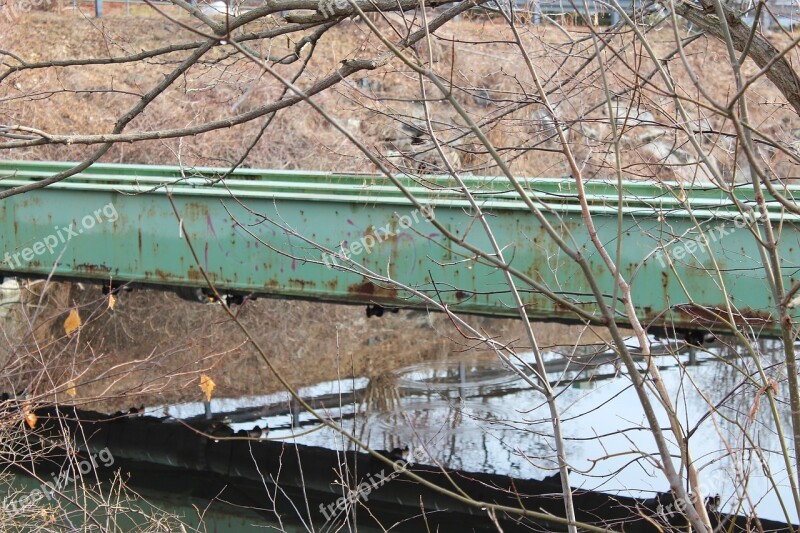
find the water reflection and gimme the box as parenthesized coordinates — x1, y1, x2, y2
(160, 336, 798, 524)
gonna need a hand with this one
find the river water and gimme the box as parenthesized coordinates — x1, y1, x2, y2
(159, 335, 798, 526)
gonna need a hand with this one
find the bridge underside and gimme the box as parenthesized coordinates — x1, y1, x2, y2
(1, 161, 798, 337)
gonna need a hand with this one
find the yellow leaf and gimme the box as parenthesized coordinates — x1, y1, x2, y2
(66, 381, 77, 398)
(24, 411, 37, 429)
(200, 374, 215, 402)
(64, 309, 82, 337)
(108, 294, 117, 310)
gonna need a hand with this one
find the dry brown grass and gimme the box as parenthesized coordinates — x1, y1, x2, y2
(3, 12, 797, 180)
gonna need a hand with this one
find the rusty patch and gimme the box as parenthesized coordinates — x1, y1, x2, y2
(186, 268, 203, 282)
(75, 263, 111, 274)
(673, 303, 773, 327)
(180, 202, 209, 222)
(154, 268, 172, 281)
(348, 280, 398, 299)
(288, 278, 315, 289)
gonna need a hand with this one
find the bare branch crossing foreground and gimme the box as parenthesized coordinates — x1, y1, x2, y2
(2, 0, 800, 530)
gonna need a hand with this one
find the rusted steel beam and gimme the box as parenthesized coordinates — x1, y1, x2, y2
(1, 160, 798, 336)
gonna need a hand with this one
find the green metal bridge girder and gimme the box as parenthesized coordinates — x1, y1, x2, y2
(1, 160, 799, 336)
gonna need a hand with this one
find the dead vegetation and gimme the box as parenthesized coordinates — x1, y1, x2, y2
(2, 13, 798, 183)
(2, 4, 800, 531)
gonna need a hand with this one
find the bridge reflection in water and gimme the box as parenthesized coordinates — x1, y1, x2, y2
(156, 337, 795, 528)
